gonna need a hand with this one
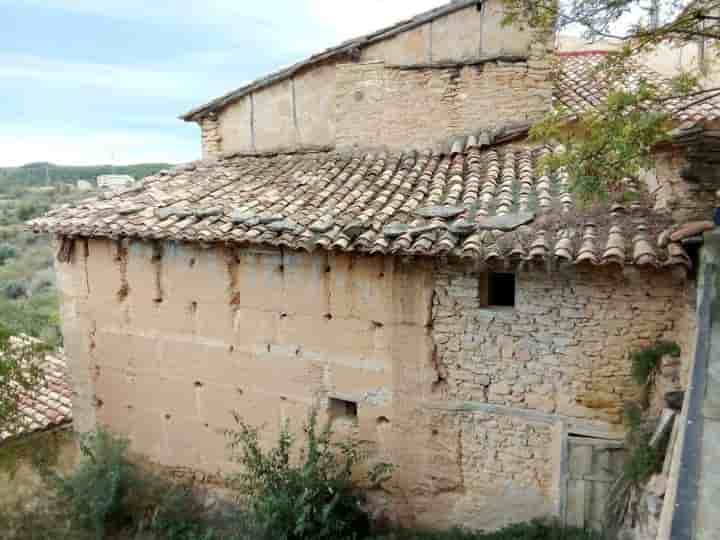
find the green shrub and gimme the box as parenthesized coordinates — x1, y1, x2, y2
(16, 201, 50, 222)
(31, 268, 56, 294)
(135, 483, 248, 540)
(51, 430, 140, 539)
(630, 341, 680, 386)
(226, 409, 393, 540)
(605, 404, 666, 536)
(0, 242, 18, 264)
(4, 280, 28, 300)
(375, 519, 600, 539)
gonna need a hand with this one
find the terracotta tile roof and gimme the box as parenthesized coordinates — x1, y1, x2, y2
(556, 52, 720, 122)
(30, 137, 693, 269)
(0, 351, 73, 443)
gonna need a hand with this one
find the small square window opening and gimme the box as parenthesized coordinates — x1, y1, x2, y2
(479, 272, 516, 308)
(328, 398, 358, 423)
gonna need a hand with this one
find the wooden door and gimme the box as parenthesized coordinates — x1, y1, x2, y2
(563, 436, 626, 531)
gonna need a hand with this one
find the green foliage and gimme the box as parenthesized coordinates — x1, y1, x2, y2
(226, 409, 393, 540)
(0, 327, 48, 438)
(0, 162, 172, 189)
(530, 77, 671, 204)
(0, 177, 91, 346)
(500, 0, 720, 202)
(621, 405, 665, 487)
(0, 294, 61, 345)
(16, 200, 51, 222)
(631, 340, 681, 386)
(51, 430, 140, 539)
(376, 519, 600, 539)
(3, 280, 28, 300)
(605, 404, 667, 536)
(3, 429, 252, 540)
(0, 242, 18, 265)
(135, 485, 223, 540)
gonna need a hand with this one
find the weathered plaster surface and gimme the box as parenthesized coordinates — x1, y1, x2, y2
(55, 237, 695, 529)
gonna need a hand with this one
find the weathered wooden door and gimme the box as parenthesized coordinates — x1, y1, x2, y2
(563, 436, 626, 531)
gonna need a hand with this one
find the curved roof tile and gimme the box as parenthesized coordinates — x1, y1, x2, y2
(30, 142, 697, 270)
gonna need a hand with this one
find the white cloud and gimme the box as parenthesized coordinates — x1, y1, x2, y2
(1, 0, 281, 28)
(0, 54, 203, 98)
(0, 127, 198, 167)
(0, 1, 455, 165)
(308, 0, 448, 41)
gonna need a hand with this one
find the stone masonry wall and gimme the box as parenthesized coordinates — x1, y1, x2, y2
(335, 54, 552, 152)
(54, 238, 696, 531)
(432, 264, 694, 427)
(647, 149, 716, 223)
(200, 116, 222, 159)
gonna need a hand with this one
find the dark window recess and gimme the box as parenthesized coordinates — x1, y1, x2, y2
(328, 398, 358, 422)
(480, 272, 516, 307)
(685, 240, 702, 280)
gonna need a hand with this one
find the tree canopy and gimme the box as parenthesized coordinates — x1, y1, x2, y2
(503, 0, 719, 202)
(0, 328, 50, 440)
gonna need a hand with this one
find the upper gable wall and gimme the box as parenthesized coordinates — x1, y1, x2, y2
(203, 0, 548, 157)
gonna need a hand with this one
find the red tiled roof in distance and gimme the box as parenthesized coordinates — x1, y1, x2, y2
(0, 349, 73, 443)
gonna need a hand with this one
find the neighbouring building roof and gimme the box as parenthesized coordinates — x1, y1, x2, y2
(556, 51, 720, 122)
(0, 353, 73, 443)
(29, 133, 694, 269)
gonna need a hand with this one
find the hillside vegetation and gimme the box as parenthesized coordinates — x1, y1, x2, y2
(0, 162, 172, 187)
(0, 162, 171, 342)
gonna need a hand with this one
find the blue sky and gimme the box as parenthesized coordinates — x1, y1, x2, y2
(0, 0, 446, 166)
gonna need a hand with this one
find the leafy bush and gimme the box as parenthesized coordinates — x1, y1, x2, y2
(630, 341, 680, 386)
(31, 268, 56, 295)
(51, 430, 140, 539)
(226, 409, 393, 540)
(605, 404, 666, 536)
(4, 280, 28, 300)
(0, 242, 18, 264)
(16, 201, 50, 222)
(0, 327, 48, 440)
(375, 519, 600, 540)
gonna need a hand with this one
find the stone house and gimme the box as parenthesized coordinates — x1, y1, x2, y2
(29, 0, 720, 531)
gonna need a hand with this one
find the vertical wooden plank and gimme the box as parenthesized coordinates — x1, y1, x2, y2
(566, 479, 585, 528)
(564, 438, 629, 532)
(567, 443, 593, 528)
(556, 422, 569, 524)
(589, 445, 603, 531)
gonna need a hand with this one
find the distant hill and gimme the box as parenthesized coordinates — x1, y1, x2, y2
(0, 162, 174, 187)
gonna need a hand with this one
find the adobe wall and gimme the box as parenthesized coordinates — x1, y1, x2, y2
(55, 238, 694, 530)
(204, 0, 546, 157)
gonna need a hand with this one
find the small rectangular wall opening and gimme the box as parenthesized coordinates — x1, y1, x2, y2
(479, 272, 516, 308)
(328, 397, 358, 423)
